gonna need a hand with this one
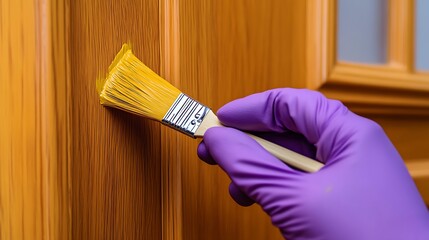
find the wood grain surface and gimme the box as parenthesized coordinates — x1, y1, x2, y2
(176, 1, 308, 239)
(2, 1, 429, 240)
(70, 0, 162, 239)
(174, 1, 429, 239)
(0, 0, 71, 239)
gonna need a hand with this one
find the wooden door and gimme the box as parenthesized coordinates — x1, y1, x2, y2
(2, 0, 428, 240)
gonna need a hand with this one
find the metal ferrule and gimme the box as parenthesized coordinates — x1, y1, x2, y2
(162, 93, 210, 138)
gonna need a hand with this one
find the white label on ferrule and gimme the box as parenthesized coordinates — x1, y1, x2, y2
(162, 93, 210, 137)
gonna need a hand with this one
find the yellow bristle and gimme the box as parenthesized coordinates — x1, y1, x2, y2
(97, 44, 181, 121)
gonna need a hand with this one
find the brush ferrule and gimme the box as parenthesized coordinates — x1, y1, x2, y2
(162, 93, 210, 138)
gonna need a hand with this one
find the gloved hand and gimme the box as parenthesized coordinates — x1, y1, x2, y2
(197, 88, 429, 240)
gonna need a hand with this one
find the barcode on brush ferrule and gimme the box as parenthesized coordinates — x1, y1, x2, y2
(162, 93, 209, 137)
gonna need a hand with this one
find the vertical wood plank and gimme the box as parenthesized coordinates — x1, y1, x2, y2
(0, 0, 71, 239)
(160, 0, 183, 239)
(70, 0, 162, 239)
(175, 0, 308, 239)
(389, 0, 413, 69)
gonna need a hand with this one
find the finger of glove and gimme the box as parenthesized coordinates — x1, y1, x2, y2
(197, 141, 217, 165)
(203, 127, 302, 202)
(217, 88, 354, 163)
(229, 182, 255, 206)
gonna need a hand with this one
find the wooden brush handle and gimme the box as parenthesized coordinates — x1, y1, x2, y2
(194, 110, 324, 172)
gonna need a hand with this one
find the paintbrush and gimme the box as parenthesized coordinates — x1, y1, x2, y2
(97, 44, 323, 172)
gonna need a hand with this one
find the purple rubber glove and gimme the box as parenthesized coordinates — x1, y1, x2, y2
(198, 88, 429, 240)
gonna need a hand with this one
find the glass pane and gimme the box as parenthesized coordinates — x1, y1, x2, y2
(337, 0, 388, 64)
(416, 0, 429, 71)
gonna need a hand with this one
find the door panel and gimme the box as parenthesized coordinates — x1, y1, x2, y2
(176, 1, 308, 239)
(70, 0, 162, 239)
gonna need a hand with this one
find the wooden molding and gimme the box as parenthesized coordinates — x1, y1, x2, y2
(329, 63, 429, 91)
(389, 0, 413, 69)
(160, 0, 183, 239)
(306, 0, 429, 116)
(306, 0, 328, 89)
(43, 1, 72, 238)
